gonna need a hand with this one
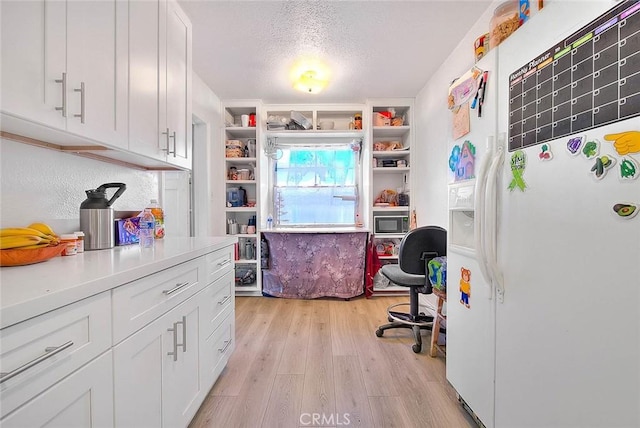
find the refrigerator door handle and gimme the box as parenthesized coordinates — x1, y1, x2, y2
(474, 136, 495, 293)
(484, 139, 505, 302)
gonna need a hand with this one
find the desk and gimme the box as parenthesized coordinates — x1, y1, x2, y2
(262, 231, 367, 299)
(430, 288, 447, 357)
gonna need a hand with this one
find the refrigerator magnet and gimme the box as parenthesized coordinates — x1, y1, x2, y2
(589, 155, 616, 180)
(619, 156, 639, 181)
(448, 67, 483, 110)
(538, 143, 553, 161)
(449, 141, 477, 181)
(604, 131, 640, 156)
(612, 203, 638, 220)
(449, 145, 461, 176)
(508, 150, 528, 192)
(581, 139, 600, 160)
(566, 135, 585, 156)
(459, 267, 471, 308)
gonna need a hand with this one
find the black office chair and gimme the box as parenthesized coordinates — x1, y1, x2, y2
(375, 226, 447, 353)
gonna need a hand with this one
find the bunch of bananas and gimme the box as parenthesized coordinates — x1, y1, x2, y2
(0, 223, 59, 250)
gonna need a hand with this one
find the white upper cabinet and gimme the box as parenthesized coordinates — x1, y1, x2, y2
(0, 0, 127, 149)
(1, 0, 67, 130)
(65, 0, 128, 148)
(161, 0, 193, 169)
(128, 0, 163, 161)
(0, 0, 193, 170)
(127, 0, 193, 169)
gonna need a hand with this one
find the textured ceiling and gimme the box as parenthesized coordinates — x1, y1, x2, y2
(179, 0, 493, 104)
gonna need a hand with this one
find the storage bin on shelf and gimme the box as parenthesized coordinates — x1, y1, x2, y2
(490, 0, 520, 49)
(225, 140, 244, 158)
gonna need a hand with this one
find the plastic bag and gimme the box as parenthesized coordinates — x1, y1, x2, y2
(373, 271, 390, 289)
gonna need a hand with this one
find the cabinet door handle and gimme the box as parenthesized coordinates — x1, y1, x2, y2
(217, 295, 231, 305)
(168, 131, 177, 156)
(0, 341, 74, 384)
(163, 281, 190, 296)
(218, 339, 232, 354)
(74, 82, 85, 124)
(54, 72, 67, 117)
(161, 128, 170, 152)
(167, 322, 179, 361)
(217, 259, 231, 268)
(179, 315, 187, 353)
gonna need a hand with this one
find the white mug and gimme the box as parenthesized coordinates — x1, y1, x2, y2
(241, 115, 249, 127)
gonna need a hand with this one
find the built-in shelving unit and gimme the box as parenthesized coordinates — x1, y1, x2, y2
(222, 100, 262, 294)
(368, 99, 414, 294)
(216, 100, 415, 296)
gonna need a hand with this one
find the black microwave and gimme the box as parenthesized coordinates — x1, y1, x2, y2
(374, 215, 409, 234)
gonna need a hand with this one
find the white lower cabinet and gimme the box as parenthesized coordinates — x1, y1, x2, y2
(0, 245, 234, 428)
(199, 270, 235, 388)
(113, 247, 235, 427)
(0, 292, 112, 421)
(0, 350, 114, 428)
(114, 291, 203, 428)
(200, 309, 235, 389)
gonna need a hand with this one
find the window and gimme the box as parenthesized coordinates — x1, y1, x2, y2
(272, 142, 361, 227)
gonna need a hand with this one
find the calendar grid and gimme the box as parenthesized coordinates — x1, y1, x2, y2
(508, 0, 640, 152)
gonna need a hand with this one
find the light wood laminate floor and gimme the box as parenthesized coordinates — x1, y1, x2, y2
(190, 296, 475, 428)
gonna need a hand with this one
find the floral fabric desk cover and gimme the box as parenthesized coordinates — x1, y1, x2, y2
(262, 232, 367, 299)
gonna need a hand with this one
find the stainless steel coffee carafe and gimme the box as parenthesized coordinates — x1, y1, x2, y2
(80, 183, 126, 250)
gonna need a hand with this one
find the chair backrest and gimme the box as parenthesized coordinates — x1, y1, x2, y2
(398, 226, 447, 275)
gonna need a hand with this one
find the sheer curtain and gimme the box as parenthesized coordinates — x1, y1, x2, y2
(273, 143, 360, 226)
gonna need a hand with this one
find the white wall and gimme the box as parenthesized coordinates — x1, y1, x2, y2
(0, 138, 158, 234)
(191, 73, 222, 236)
(413, 2, 498, 228)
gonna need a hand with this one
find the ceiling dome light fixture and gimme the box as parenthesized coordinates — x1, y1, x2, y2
(293, 70, 328, 94)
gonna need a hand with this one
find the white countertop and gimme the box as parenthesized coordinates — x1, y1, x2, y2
(0, 237, 236, 329)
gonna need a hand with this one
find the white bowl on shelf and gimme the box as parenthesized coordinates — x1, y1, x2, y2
(319, 121, 334, 130)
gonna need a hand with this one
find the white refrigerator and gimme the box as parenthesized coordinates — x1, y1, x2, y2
(446, 1, 640, 427)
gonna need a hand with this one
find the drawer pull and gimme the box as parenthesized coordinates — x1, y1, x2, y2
(217, 295, 232, 305)
(218, 339, 232, 354)
(163, 281, 190, 296)
(217, 259, 231, 268)
(0, 341, 74, 384)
